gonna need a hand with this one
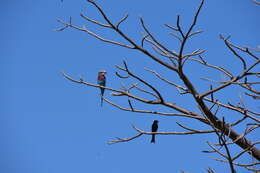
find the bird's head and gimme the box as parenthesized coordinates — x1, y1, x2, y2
(99, 70, 107, 75)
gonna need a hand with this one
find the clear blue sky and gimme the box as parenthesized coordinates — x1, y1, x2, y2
(1, 0, 259, 172)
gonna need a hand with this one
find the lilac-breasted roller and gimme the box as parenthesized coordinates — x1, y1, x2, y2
(97, 70, 107, 106)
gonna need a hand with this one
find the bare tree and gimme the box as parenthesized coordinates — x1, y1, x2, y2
(57, 0, 260, 172)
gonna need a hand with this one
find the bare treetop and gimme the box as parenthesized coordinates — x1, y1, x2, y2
(57, 0, 260, 172)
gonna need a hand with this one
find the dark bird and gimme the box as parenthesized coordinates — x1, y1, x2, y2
(151, 120, 159, 143)
(97, 70, 107, 106)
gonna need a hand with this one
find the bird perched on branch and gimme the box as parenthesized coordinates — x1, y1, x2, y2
(97, 70, 107, 106)
(151, 120, 159, 143)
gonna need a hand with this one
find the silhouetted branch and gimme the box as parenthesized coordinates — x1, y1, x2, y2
(116, 14, 129, 29)
(56, 19, 134, 49)
(80, 13, 111, 28)
(200, 58, 260, 98)
(108, 124, 217, 144)
(103, 97, 201, 119)
(245, 92, 260, 99)
(144, 67, 188, 93)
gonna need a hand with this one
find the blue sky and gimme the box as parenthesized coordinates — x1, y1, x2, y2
(1, 0, 259, 172)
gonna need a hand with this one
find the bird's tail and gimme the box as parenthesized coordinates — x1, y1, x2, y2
(100, 88, 105, 107)
(151, 134, 155, 143)
(100, 96, 104, 107)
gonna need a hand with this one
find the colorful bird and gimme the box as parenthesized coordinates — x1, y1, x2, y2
(151, 120, 159, 143)
(97, 70, 107, 106)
